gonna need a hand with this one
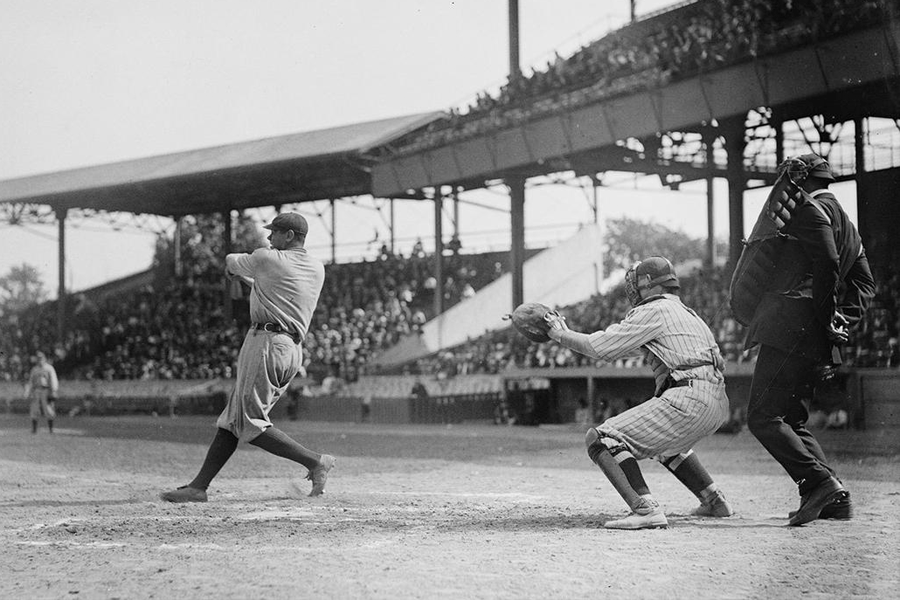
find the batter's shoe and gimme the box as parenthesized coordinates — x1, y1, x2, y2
(789, 490, 852, 521)
(789, 476, 844, 526)
(691, 490, 734, 518)
(160, 485, 208, 503)
(307, 454, 336, 497)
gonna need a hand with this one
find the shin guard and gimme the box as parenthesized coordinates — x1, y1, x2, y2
(585, 428, 647, 510)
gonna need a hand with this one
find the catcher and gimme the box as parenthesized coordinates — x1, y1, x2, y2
(511, 257, 732, 530)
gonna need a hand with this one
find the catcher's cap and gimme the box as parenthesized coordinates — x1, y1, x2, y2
(795, 153, 835, 181)
(264, 212, 309, 235)
(634, 256, 679, 288)
(625, 256, 678, 306)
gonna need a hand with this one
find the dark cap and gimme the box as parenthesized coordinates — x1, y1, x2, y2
(796, 153, 836, 181)
(635, 256, 679, 287)
(263, 212, 309, 235)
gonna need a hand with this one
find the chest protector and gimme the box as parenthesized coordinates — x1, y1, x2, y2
(728, 169, 822, 326)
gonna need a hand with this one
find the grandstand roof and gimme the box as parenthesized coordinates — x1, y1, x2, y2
(0, 111, 442, 216)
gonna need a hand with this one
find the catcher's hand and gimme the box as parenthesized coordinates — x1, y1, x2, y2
(504, 302, 565, 343)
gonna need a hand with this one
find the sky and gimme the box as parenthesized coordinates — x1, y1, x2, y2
(0, 0, 859, 295)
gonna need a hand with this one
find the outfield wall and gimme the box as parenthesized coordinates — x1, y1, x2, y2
(1, 366, 895, 429)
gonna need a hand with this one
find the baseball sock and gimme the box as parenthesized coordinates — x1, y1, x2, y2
(32, 419, 38, 434)
(188, 428, 239, 491)
(249, 426, 320, 470)
(614, 453, 651, 497)
(661, 451, 715, 499)
(48, 420, 53, 433)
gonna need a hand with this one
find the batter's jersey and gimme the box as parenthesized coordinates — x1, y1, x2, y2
(226, 247, 325, 342)
(587, 294, 725, 390)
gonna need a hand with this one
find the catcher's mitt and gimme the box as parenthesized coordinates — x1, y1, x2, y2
(503, 302, 562, 343)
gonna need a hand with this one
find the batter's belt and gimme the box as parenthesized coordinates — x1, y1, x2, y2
(251, 322, 301, 344)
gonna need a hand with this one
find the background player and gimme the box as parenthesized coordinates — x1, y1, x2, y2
(161, 212, 334, 502)
(740, 154, 875, 525)
(24, 351, 58, 434)
(545, 257, 732, 530)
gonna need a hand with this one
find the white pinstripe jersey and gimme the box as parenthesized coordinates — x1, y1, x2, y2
(587, 293, 725, 391)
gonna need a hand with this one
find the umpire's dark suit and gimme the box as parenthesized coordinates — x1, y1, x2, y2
(745, 188, 875, 498)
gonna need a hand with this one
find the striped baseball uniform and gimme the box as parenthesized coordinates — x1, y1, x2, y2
(217, 246, 325, 441)
(588, 293, 730, 460)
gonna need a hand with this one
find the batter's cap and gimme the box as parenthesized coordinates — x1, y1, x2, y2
(264, 212, 309, 235)
(796, 153, 836, 181)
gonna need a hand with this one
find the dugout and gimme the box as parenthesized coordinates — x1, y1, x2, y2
(502, 362, 858, 429)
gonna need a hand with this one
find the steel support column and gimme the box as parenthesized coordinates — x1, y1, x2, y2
(433, 188, 445, 317)
(55, 207, 67, 344)
(723, 119, 747, 272)
(704, 129, 717, 269)
(223, 209, 233, 321)
(509, 176, 526, 308)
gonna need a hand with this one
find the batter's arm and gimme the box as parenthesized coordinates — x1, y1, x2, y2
(225, 251, 257, 280)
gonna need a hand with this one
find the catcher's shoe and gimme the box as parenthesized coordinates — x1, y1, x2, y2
(691, 490, 734, 518)
(604, 510, 668, 530)
(789, 490, 851, 521)
(307, 454, 336, 497)
(160, 485, 208, 503)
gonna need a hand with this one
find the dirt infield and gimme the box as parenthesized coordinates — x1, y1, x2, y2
(1, 414, 898, 599)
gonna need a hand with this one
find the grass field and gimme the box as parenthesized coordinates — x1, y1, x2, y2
(1, 414, 898, 599)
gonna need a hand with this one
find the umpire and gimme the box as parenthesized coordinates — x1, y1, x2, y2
(161, 212, 334, 502)
(741, 154, 875, 526)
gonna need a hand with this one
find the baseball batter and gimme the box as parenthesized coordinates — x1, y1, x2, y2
(25, 351, 58, 434)
(161, 212, 334, 502)
(545, 257, 733, 530)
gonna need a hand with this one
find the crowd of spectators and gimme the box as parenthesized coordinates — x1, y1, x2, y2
(1, 250, 898, 384)
(0, 246, 516, 383)
(388, 0, 889, 157)
(411, 261, 900, 377)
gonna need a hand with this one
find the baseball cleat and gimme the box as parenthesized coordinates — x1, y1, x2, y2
(307, 454, 336, 497)
(603, 510, 668, 530)
(789, 477, 844, 526)
(160, 485, 208, 503)
(789, 490, 852, 521)
(691, 490, 734, 517)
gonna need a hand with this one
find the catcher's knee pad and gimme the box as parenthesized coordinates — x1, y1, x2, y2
(585, 427, 629, 463)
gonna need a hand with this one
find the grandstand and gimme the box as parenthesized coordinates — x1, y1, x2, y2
(2, 0, 899, 430)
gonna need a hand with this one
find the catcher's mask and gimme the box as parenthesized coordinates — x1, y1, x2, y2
(624, 257, 679, 306)
(778, 153, 835, 184)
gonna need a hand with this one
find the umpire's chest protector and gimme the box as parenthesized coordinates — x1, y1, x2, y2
(729, 173, 815, 327)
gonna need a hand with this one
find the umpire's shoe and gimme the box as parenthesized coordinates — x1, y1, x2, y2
(307, 454, 336, 497)
(160, 485, 208, 503)
(789, 490, 852, 521)
(788, 476, 845, 526)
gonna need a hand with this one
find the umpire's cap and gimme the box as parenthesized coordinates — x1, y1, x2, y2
(796, 153, 836, 181)
(264, 212, 309, 236)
